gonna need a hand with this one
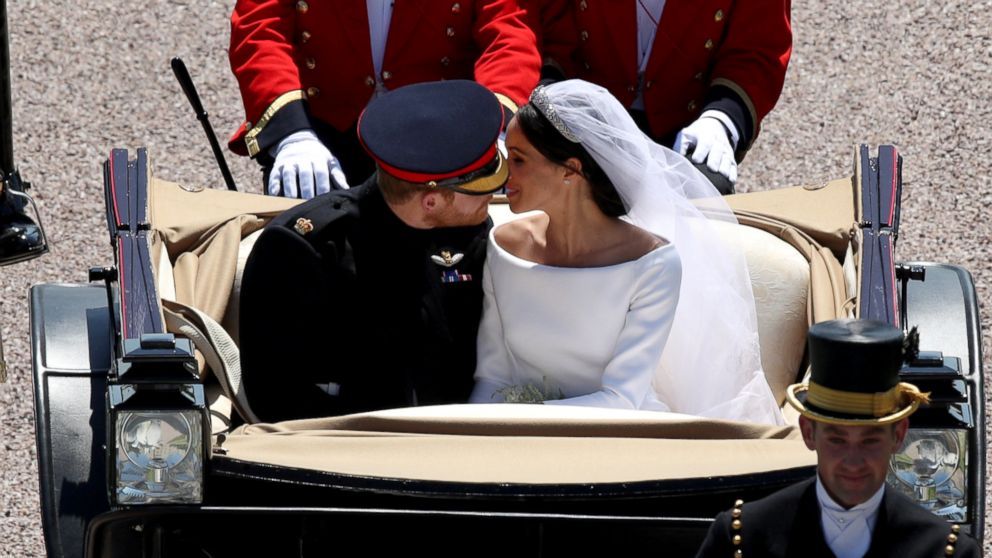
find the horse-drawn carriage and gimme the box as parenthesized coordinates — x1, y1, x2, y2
(28, 144, 985, 557)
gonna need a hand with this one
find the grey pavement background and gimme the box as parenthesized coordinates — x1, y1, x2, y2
(0, 1, 990, 556)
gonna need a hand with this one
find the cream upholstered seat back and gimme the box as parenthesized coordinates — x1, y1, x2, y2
(227, 205, 810, 407)
(709, 221, 809, 405)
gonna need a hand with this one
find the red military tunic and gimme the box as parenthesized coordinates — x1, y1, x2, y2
(229, 0, 541, 158)
(535, 0, 791, 155)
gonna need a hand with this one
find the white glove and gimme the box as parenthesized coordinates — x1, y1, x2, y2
(674, 115, 738, 184)
(268, 130, 349, 199)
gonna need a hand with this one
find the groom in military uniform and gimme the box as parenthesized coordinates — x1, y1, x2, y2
(238, 80, 507, 422)
(695, 319, 980, 557)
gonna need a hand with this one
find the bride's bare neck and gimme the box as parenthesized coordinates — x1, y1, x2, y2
(498, 202, 661, 268)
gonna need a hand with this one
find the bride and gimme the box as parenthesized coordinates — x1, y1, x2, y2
(469, 80, 783, 425)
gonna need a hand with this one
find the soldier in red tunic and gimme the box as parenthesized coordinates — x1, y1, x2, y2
(526, 0, 792, 191)
(229, 0, 541, 198)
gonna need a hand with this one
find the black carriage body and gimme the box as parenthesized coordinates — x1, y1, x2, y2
(30, 147, 986, 557)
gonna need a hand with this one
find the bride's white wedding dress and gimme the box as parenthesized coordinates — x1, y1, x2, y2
(470, 228, 681, 410)
(469, 79, 784, 425)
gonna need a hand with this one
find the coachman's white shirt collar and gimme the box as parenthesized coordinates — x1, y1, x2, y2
(815, 475, 885, 558)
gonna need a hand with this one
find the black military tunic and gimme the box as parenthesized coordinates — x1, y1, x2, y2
(239, 178, 490, 422)
(695, 478, 980, 558)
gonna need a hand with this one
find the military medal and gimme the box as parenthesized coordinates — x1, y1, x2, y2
(432, 249, 471, 282)
(440, 269, 473, 283)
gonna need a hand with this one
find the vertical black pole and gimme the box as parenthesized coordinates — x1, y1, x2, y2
(0, 0, 14, 177)
(0, 0, 8, 377)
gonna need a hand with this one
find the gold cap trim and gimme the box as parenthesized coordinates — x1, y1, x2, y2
(785, 382, 929, 425)
(493, 92, 519, 115)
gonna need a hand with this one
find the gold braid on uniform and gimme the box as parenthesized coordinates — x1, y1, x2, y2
(730, 499, 743, 557)
(944, 524, 960, 556)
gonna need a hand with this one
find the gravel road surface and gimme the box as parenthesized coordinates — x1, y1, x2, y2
(1, 1, 990, 556)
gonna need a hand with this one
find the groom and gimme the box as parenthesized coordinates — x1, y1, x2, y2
(238, 80, 507, 422)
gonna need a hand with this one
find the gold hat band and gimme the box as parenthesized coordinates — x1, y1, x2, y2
(806, 380, 929, 417)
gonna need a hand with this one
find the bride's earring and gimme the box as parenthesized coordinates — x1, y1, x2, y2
(563, 179, 571, 185)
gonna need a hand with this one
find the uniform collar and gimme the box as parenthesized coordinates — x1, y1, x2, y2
(815, 474, 885, 515)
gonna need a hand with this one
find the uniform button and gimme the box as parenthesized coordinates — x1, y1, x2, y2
(364, 76, 375, 87)
(626, 85, 636, 93)
(579, 0, 588, 10)
(307, 86, 319, 98)
(305, 57, 316, 70)
(382, 71, 393, 81)
(694, 72, 704, 81)
(440, 56, 450, 67)
(446, 26, 455, 37)
(687, 100, 697, 111)
(580, 30, 589, 41)
(714, 9, 724, 22)
(296, 0, 309, 13)
(451, 2, 461, 13)
(584, 62, 591, 70)
(300, 30, 312, 43)
(645, 80, 654, 89)
(705, 38, 714, 50)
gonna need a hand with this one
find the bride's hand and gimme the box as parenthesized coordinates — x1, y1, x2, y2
(674, 116, 738, 184)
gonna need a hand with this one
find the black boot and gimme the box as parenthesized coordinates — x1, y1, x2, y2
(0, 173, 47, 265)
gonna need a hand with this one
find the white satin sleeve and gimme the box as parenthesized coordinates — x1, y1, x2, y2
(470, 258, 512, 403)
(544, 247, 682, 409)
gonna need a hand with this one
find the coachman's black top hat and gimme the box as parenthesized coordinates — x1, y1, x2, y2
(786, 319, 929, 425)
(357, 80, 507, 196)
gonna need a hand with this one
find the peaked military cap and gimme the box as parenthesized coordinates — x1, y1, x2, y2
(358, 80, 507, 195)
(786, 319, 929, 425)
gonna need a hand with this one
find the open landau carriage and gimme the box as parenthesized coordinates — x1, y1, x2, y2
(30, 146, 984, 557)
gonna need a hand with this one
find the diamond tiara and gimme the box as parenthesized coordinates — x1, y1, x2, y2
(529, 86, 580, 143)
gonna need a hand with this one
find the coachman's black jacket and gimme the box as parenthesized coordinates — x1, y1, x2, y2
(695, 478, 980, 558)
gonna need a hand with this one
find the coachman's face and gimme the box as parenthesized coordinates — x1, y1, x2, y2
(800, 417, 908, 508)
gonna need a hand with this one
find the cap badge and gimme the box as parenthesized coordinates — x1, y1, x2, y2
(294, 217, 314, 235)
(431, 250, 463, 268)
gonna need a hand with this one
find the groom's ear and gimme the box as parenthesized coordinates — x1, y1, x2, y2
(420, 190, 441, 213)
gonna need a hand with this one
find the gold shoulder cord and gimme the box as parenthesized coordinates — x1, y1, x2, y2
(730, 499, 743, 557)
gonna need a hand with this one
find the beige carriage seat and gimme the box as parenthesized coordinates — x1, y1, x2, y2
(211, 200, 809, 428)
(487, 204, 810, 407)
(195, 205, 811, 418)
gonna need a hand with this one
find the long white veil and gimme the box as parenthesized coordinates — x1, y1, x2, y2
(532, 80, 783, 425)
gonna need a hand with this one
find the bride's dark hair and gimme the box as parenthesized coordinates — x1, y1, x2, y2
(515, 103, 626, 217)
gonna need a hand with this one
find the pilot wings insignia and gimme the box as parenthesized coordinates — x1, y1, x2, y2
(431, 250, 463, 268)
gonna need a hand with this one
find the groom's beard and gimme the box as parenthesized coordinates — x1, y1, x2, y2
(428, 193, 493, 228)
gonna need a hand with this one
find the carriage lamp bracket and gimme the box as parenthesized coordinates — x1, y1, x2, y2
(896, 264, 926, 335)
